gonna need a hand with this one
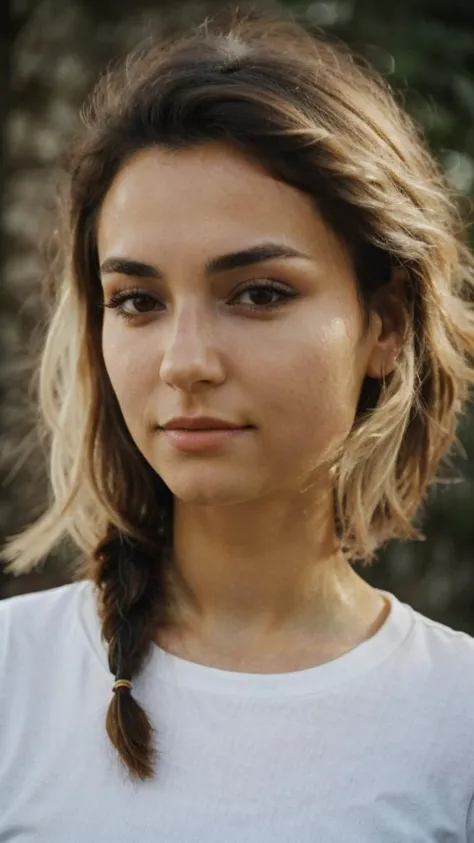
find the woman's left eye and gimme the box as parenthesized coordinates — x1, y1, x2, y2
(230, 282, 297, 310)
(102, 281, 297, 322)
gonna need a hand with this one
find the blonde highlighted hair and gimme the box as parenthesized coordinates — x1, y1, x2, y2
(2, 8, 474, 781)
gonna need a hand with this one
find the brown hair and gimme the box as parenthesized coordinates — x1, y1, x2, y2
(2, 8, 474, 782)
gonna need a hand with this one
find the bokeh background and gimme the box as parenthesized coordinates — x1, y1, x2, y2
(1, 0, 474, 632)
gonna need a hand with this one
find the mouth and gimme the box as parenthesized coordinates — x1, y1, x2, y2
(160, 426, 252, 452)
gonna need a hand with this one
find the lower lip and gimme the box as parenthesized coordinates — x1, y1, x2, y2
(161, 427, 251, 452)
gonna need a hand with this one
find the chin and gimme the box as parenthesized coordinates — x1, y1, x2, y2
(159, 471, 265, 507)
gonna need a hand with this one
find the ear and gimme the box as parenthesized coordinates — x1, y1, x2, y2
(365, 266, 408, 380)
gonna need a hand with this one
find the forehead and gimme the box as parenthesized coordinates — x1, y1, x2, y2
(96, 142, 346, 267)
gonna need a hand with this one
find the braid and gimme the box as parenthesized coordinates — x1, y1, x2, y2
(93, 524, 173, 781)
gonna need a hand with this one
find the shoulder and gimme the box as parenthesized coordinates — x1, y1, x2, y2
(0, 580, 91, 661)
(0, 579, 87, 621)
(411, 602, 474, 654)
(0, 580, 96, 715)
(0, 580, 108, 769)
(404, 600, 474, 698)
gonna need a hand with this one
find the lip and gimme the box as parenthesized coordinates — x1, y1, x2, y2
(161, 427, 251, 452)
(162, 416, 248, 431)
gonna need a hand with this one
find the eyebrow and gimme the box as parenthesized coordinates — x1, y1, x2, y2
(99, 242, 311, 280)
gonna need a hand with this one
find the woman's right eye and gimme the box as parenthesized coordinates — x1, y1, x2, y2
(103, 289, 161, 321)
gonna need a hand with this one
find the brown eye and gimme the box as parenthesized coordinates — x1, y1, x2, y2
(237, 287, 280, 307)
(229, 281, 298, 311)
(128, 294, 157, 313)
(103, 289, 161, 321)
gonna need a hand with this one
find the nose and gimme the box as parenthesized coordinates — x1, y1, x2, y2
(159, 302, 226, 392)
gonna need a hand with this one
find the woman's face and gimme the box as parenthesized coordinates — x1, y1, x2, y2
(97, 141, 384, 505)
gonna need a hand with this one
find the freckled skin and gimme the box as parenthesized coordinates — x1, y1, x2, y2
(97, 141, 398, 652)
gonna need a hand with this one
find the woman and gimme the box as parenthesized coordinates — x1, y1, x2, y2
(1, 9, 474, 841)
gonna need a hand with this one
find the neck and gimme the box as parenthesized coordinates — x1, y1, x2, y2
(162, 492, 379, 649)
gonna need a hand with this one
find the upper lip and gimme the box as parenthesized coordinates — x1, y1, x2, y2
(162, 416, 248, 430)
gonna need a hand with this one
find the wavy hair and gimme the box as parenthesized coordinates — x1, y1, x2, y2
(2, 9, 474, 781)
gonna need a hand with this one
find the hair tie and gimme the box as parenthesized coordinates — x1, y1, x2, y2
(113, 679, 132, 692)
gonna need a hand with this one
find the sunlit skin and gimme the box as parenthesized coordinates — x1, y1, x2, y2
(97, 142, 403, 671)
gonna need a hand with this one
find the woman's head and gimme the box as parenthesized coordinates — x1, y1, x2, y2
(97, 140, 400, 512)
(3, 9, 474, 781)
(68, 10, 474, 559)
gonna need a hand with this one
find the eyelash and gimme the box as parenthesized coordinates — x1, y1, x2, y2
(102, 281, 298, 322)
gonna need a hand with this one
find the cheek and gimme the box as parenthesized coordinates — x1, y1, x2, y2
(102, 328, 153, 434)
(254, 317, 361, 449)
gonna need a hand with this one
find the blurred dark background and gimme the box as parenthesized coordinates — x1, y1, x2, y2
(1, 0, 474, 632)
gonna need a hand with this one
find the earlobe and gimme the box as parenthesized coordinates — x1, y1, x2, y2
(365, 345, 400, 379)
(364, 313, 401, 379)
(364, 268, 407, 380)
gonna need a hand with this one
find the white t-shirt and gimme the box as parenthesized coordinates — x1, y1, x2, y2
(1, 578, 474, 842)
